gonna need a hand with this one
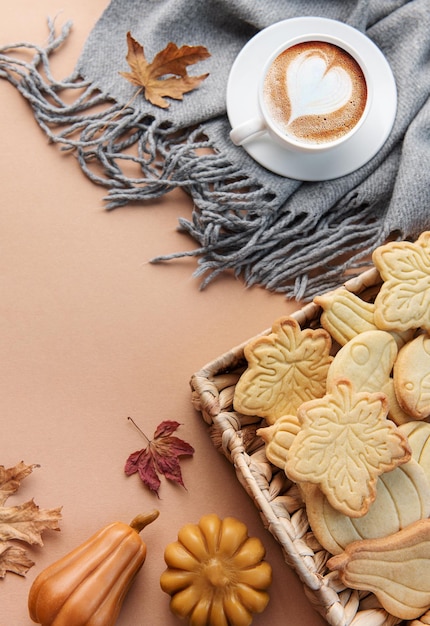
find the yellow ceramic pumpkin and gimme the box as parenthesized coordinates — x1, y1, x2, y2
(160, 513, 272, 626)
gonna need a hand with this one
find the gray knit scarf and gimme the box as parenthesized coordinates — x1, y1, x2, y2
(1, 0, 430, 299)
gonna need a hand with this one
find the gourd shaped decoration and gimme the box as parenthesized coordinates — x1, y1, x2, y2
(28, 510, 159, 626)
(160, 513, 272, 626)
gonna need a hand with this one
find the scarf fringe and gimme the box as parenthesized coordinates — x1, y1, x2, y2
(0, 19, 391, 300)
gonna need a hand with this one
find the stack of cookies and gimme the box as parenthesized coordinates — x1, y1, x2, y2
(233, 232, 430, 622)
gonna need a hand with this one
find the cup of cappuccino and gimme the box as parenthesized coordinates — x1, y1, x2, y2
(230, 33, 371, 153)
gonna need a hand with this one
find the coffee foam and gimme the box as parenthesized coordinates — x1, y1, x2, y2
(263, 41, 368, 145)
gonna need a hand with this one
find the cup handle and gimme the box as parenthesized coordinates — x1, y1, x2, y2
(229, 117, 266, 146)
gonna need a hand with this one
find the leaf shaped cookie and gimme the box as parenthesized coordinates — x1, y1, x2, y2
(233, 317, 332, 424)
(373, 231, 430, 331)
(285, 378, 411, 517)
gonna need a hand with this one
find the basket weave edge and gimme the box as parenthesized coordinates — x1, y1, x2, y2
(189, 267, 424, 626)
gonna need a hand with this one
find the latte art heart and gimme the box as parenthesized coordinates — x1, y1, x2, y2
(287, 52, 352, 124)
(263, 41, 368, 146)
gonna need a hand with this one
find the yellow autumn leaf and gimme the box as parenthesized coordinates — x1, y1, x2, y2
(120, 32, 210, 108)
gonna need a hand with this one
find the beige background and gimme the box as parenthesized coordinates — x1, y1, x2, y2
(0, 2, 327, 624)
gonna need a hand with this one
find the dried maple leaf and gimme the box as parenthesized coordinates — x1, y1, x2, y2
(0, 499, 62, 545)
(0, 462, 62, 578)
(0, 542, 34, 578)
(120, 32, 210, 108)
(124, 418, 194, 496)
(0, 461, 38, 506)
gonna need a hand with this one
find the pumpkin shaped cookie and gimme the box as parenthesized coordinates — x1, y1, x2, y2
(305, 459, 430, 555)
(257, 414, 301, 470)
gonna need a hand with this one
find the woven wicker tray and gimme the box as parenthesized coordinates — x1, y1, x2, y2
(190, 267, 429, 626)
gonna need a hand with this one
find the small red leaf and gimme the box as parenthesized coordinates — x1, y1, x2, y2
(125, 418, 194, 496)
(153, 420, 182, 438)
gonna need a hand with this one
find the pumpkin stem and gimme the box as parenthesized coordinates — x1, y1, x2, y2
(130, 509, 160, 533)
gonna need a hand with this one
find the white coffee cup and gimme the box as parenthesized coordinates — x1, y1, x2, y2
(230, 33, 372, 154)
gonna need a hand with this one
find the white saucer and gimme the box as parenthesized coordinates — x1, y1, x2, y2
(226, 17, 397, 180)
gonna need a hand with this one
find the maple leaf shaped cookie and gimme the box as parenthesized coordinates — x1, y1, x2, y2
(233, 317, 333, 424)
(373, 231, 430, 331)
(285, 378, 411, 517)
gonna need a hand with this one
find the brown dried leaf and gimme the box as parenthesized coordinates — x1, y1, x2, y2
(0, 542, 34, 578)
(0, 462, 62, 578)
(0, 499, 62, 545)
(0, 461, 39, 506)
(120, 32, 210, 108)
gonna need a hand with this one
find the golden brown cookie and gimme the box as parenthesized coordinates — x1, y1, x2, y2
(326, 329, 397, 394)
(285, 378, 411, 517)
(381, 378, 416, 425)
(327, 518, 430, 620)
(373, 231, 430, 332)
(233, 316, 332, 424)
(326, 329, 412, 424)
(393, 333, 430, 420)
(315, 288, 376, 346)
(399, 421, 430, 479)
(305, 459, 430, 555)
(315, 288, 413, 349)
(257, 415, 301, 470)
